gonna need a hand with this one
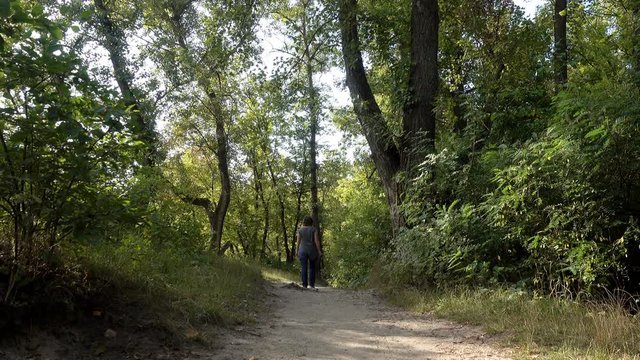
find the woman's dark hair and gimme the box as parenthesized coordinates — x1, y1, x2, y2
(303, 216, 313, 226)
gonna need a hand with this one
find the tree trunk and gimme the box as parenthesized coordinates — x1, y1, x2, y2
(93, 0, 156, 166)
(402, 0, 439, 170)
(212, 103, 231, 255)
(339, 0, 403, 232)
(553, 0, 568, 86)
(300, 0, 324, 274)
(265, 150, 290, 262)
(631, 2, 640, 86)
(250, 151, 270, 258)
(339, 0, 439, 233)
(306, 65, 323, 264)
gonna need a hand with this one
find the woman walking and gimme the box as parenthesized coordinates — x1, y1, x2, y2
(297, 216, 322, 288)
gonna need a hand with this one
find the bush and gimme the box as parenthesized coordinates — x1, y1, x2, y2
(323, 168, 391, 288)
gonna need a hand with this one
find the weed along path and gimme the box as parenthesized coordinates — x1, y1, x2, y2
(203, 282, 512, 360)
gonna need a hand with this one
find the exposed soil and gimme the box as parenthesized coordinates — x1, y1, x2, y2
(0, 274, 193, 360)
(201, 282, 513, 360)
(1, 280, 513, 359)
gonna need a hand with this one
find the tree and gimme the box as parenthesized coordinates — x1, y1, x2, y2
(140, 0, 259, 254)
(92, 0, 158, 166)
(338, 0, 439, 231)
(554, 0, 568, 85)
(0, 0, 135, 298)
(274, 0, 336, 261)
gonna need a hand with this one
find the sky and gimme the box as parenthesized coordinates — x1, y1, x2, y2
(514, 0, 545, 18)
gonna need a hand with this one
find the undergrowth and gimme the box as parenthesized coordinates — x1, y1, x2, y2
(81, 241, 264, 341)
(373, 280, 640, 359)
(261, 266, 299, 283)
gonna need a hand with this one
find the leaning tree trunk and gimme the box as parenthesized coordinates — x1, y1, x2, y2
(339, 0, 439, 233)
(93, 0, 156, 166)
(339, 0, 403, 232)
(553, 0, 568, 86)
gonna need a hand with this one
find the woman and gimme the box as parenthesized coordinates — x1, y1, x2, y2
(297, 215, 322, 289)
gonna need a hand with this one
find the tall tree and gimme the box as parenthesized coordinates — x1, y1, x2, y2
(275, 0, 334, 259)
(92, 0, 157, 166)
(553, 0, 568, 85)
(142, 0, 257, 254)
(339, 0, 439, 231)
(630, 0, 640, 86)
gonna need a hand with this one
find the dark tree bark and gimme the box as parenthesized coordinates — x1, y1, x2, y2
(264, 148, 290, 262)
(212, 104, 232, 255)
(553, 0, 568, 86)
(299, 0, 324, 271)
(402, 0, 439, 169)
(339, 0, 402, 231)
(339, 0, 439, 232)
(93, 0, 156, 166)
(250, 151, 270, 258)
(631, 2, 640, 86)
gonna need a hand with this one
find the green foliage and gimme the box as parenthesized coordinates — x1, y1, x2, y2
(0, 1, 137, 268)
(352, 0, 640, 298)
(323, 164, 391, 288)
(389, 199, 512, 288)
(83, 238, 264, 333)
(484, 130, 628, 292)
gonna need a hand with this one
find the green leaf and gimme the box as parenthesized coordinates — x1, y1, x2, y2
(80, 9, 93, 21)
(51, 27, 64, 40)
(585, 127, 605, 139)
(0, 0, 11, 18)
(32, 4, 44, 17)
(559, 9, 567, 16)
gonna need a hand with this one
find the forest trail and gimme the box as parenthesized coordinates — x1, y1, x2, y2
(202, 282, 512, 360)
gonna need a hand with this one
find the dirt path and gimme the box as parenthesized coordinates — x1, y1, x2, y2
(203, 283, 512, 360)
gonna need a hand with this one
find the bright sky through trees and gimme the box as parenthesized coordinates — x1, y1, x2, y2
(514, 0, 544, 17)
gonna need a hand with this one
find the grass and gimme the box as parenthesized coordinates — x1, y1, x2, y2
(261, 265, 299, 283)
(375, 285, 640, 359)
(81, 241, 265, 342)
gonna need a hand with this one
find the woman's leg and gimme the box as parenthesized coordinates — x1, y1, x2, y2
(309, 257, 316, 288)
(299, 254, 308, 288)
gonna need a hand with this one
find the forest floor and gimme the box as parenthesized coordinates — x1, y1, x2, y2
(1, 278, 514, 359)
(199, 281, 513, 360)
